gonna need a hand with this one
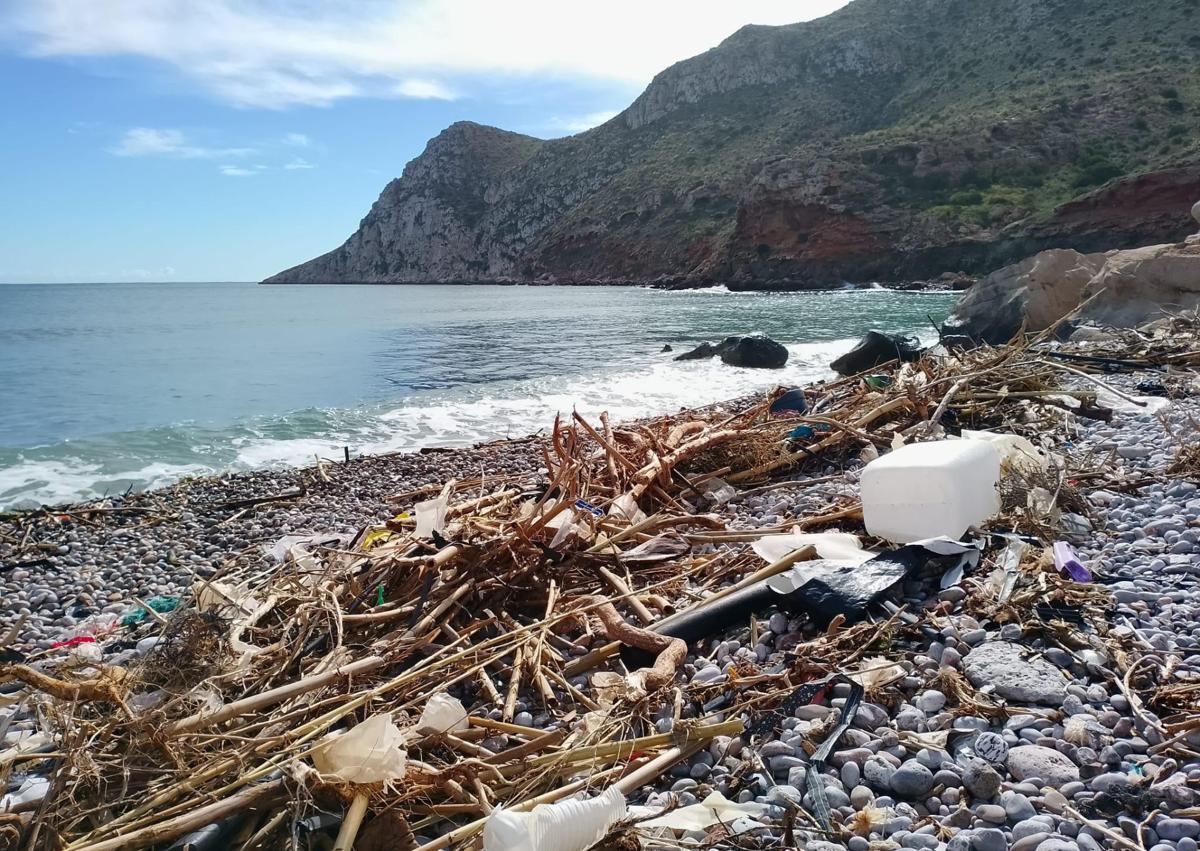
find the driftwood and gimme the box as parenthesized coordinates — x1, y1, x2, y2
(583, 596, 687, 693)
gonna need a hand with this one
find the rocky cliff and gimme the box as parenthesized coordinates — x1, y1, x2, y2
(265, 0, 1200, 288)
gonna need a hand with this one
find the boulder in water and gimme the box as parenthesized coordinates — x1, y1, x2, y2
(830, 331, 923, 376)
(674, 335, 788, 369)
(674, 342, 720, 361)
(718, 335, 789, 368)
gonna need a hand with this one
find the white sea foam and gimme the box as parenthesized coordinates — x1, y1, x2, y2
(0, 457, 104, 507)
(232, 437, 352, 469)
(221, 338, 850, 479)
(0, 335, 929, 509)
(0, 457, 209, 508)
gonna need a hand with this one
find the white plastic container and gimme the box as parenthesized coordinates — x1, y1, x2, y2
(861, 440, 1000, 543)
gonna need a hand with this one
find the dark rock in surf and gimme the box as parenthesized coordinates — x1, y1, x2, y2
(830, 331, 923, 376)
(674, 335, 788, 369)
(675, 342, 720, 361)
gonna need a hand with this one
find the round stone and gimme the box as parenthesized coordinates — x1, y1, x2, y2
(1004, 792, 1037, 822)
(850, 784, 874, 808)
(975, 732, 1009, 764)
(972, 827, 1008, 851)
(915, 690, 947, 714)
(891, 761, 935, 799)
(1033, 839, 1079, 851)
(977, 804, 1007, 823)
(1157, 819, 1200, 841)
(963, 642, 1067, 705)
(1007, 745, 1080, 786)
(864, 755, 897, 791)
(962, 758, 1002, 800)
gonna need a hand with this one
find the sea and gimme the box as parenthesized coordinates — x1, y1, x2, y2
(0, 282, 957, 509)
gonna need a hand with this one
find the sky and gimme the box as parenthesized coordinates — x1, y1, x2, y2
(0, 1, 850, 283)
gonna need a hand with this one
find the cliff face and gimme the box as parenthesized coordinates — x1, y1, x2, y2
(264, 0, 1200, 287)
(269, 123, 542, 283)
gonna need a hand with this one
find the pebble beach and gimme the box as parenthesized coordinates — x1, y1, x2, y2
(3, 366, 1199, 851)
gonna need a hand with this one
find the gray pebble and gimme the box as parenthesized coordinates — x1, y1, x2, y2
(972, 828, 1008, 851)
(891, 761, 934, 798)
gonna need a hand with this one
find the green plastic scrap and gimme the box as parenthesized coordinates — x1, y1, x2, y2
(120, 595, 181, 627)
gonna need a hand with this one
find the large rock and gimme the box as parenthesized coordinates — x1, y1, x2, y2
(830, 331, 923, 376)
(1078, 243, 1200, 327)
(1006, 745, 1080, 786)
(942, 242, 1200, 346)
(674, 335, 789, 368)
(941, 249, 1106, 345)
(962, 642, 1066, 705)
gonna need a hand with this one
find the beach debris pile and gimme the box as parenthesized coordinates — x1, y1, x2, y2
(2, 314, 1199, 851)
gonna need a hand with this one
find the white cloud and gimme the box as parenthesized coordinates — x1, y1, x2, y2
(554, 110, 619, 134)
(218, 165, 257, 176)
(3, 1, 851, 108)
(395, 78, 457, 101)
(112, 127, 254, 158)
(283, 157, 315, 170)
(282, 132, 310, 146)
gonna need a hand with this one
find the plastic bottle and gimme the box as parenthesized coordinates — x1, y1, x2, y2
(861, 440, 1000, 543)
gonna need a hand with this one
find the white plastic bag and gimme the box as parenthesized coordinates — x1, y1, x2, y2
(0, 775, 49, 810)
(415, 693, 469, 736)
(312, 713, 409, 784)
(608, 493, 647, 525)
(483, 786, 626, 851)
(195, 580, 260, 615)
(701, 477, 737, 505)
(848, 657, 906, 691)
(634, 791, 766, 831)
(1095, 388, 1171, 415)
(414, 496, 449, 538)
(961, 429, 1050, 475)
(751, 530, 873, 566)
(547, 510, 579, 549)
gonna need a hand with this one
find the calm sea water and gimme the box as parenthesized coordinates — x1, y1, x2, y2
(0, 283, 956, 508)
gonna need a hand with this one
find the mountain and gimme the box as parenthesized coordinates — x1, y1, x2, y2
(264, 0, 1200, 288)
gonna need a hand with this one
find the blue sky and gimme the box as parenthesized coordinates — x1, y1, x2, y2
(0, 1, 848, 283)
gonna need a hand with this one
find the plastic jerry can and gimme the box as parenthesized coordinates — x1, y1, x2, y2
(861, 439, 1001, 543)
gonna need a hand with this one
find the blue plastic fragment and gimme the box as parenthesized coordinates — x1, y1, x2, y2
(573, 498, 604, 517)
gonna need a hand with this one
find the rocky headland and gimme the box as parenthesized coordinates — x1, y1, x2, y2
(265, 0, 1200, 290)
